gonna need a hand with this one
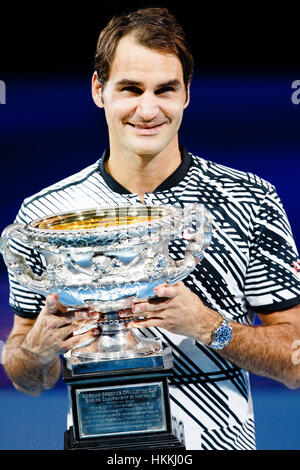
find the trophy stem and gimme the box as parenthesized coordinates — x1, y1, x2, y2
(72, 311, 162, 361)
(98, 312, 140, 356)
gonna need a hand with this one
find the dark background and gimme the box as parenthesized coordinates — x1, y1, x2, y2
(0, 1, 299, 450)
(0, 2, 299, 236)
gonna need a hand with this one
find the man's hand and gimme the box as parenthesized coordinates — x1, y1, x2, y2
(21, 293, 101, 363)
(118, 281, 221, 343)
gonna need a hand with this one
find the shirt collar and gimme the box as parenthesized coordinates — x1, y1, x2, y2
(98, 145, 192, 195)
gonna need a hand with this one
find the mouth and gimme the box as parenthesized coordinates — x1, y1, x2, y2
(126, 122, 166, 135)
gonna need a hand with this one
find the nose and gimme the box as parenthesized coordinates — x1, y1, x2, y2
(136, 92, 159, 121)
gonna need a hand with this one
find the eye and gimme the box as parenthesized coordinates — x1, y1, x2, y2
(122, 86, 143, 95)
(155, 86, 175, 95)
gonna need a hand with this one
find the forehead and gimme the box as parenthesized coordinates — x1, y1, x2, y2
(108, 34, 184, 85)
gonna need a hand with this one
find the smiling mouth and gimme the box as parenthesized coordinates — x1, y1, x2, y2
(126, 122, 166, 135)
(127, 122, 164, 129)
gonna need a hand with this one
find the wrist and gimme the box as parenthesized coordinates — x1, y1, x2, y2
(194, 305, 223, 345)
(194, 304, 233, 350)
(209, 317, 233, 350)
(21, 339, 54, 366)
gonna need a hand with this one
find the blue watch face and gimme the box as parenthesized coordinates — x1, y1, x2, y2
(218, 325, 232, 344)
(211, 322, 232, 349)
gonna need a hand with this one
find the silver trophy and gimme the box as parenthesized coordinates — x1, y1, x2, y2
(0, 203, 212, 449)
(0, 204, 212, 364)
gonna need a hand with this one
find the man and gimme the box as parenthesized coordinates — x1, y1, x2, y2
(3, 8, 300, 450)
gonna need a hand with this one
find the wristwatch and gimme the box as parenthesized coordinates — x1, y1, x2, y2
(209, 317, 232, 350)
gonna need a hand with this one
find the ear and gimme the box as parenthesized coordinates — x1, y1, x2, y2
(184, 81, 191, 109)
(91, 71, 104, 108)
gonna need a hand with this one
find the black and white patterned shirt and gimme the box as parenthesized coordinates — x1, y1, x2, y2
(8, 146, 300, 449)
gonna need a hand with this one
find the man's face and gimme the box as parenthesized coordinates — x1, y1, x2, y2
(92, 34, 190, 158)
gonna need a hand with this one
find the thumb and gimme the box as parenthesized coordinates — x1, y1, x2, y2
(44, 293, 67, 315)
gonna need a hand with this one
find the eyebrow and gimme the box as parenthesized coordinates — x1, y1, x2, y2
(115, 79, 182, 89)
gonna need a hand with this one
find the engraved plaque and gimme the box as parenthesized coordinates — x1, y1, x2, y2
(76, 382, 167, 439)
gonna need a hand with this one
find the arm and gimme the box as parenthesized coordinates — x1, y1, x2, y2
(215, 307, 300, 389)
(3, 294, 100, 396)
(3, 315, 61, 397)
(119, 282, 300, 389)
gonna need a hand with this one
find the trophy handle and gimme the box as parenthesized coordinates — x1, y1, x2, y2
(0, 223, 43, 283)
(0, 223, 25, 270)
(167, 204, 212, 285)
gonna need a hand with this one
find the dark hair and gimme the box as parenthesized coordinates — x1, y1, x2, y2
(94, 8, 194, 92)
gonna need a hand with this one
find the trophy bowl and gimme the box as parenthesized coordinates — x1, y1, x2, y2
(0, 204, 212, 362)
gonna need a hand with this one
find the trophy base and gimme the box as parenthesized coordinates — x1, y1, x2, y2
(64, 426, 184, 450)
(69, 350, 165, 375)
(62, 348, 185, 451)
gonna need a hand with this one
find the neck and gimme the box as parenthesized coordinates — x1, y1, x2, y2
(105, 141, 182, 201)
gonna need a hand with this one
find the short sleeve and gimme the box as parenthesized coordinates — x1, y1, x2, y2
(7, 205, 46, 319)
(244, 184, 300, 313)
(8, 246, 46, 319)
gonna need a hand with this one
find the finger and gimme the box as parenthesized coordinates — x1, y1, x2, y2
(127, 318, 163, 329)
(72, 321, 101, 336)
(64, 328, 100, 351)
(154, 282, 184, 299)
(117, 310, 137, 321)
(47, 310, 98, 328)
(74, 310, 102, 321)
(55, 318, 100, 338)
(118, 305, 150, 319)
(73, 326, 100, 338)
(45, 294, 102, 322)
(56, 323, 80, 340)
(131, 299, 171, 315)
